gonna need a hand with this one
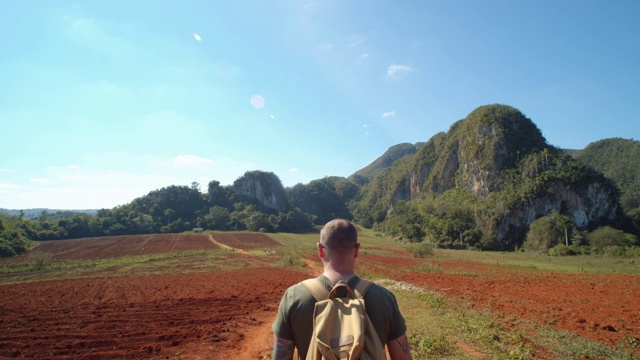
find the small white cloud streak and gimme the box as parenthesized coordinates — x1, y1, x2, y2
(172, 154, 215, 165)
(288, 168, 299, 172)
(387, 64, 414, 78)
(319, 41, 333, 51)
(62, 15, 135, 58)
(347, 34, 366, 48)
(59, 174, 89, 181)
(0, 182, 22, 191)
(382, 111, 396, 118)
(0, 168, 15, 173)
(2, 152, 259, 209)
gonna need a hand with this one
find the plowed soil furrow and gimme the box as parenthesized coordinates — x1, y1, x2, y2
(0, 267, 308, 359)
(0, 234, 219, 263)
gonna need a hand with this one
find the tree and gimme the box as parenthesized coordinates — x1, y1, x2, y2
(201, 206, 230, 230)
(191, 181, 201, 191)
(207, 180, 230, 207)
(523, 212, 574, 253)
(245, 212, 272, 232)
(164, 209, 175, 226)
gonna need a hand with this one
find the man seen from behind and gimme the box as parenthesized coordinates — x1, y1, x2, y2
(272, 218, 412, 359)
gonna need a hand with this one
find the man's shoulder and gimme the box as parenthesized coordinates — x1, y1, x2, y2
(361, 280, 399, 304)
(283, 276, 328, 303)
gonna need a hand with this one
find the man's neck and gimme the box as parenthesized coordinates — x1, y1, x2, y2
(322, 268, 356, 283)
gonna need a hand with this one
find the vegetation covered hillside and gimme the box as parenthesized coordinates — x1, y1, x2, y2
(350, 142, 422, 184)
(2, 104, 638, 258)
(573, 138, 640, 218)
(355, 104, 630, 251)
(7, 171, 313, 246)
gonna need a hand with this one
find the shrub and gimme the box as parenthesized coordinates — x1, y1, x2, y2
(276, 247, 304, 267)
(548, 244, 577, 256)
(407, 242, 435, 258)
(587, 226, 638, 256)
(523, 212, 572, 253)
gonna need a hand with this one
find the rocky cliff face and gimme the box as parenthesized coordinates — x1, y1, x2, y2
(361, 104, 622, 243)
(496, 181, 619, 239)
(233, 171, 290, 212)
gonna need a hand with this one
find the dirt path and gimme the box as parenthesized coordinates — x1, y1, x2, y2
(208, 234, 234, 251)
(233, 311, 278, 359)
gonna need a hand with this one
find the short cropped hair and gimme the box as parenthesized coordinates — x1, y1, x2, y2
(320, 219, 358, 252)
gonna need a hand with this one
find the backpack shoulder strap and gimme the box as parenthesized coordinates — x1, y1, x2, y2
(353, 278, 374, 299)
(301, 278, 329, 302)
(353, 279, 373, 299)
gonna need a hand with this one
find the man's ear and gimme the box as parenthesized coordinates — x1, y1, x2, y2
(317, 242, 325, 258)
(354, 243, 360, 258)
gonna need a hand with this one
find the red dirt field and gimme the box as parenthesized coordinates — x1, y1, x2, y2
(361, 254, 640, 352)
(1, 233, 639, 358)
(211, 233, 281, 250)
(0, 267, 307, 359)
(0, 234, 218, 263)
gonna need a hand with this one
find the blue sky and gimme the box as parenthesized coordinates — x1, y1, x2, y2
(1, 0, 639, 210)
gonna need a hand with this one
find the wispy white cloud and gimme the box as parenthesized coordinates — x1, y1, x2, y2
(288, 167, 299, 172)
(172, 154, 215, 165)
(59, 174, 89, 181)
(382, 111, 396, 118)
(0, 181, 21, 191)
(360, 53, 369, 60)
(62, 15, 135, 58)
(4, 151, 260, 209)
(319, 41, 333, 51)
(0, 168, 15, 173)
(362, 124, 369, 128)
(77, 80, 133, 100)
(347, 34, 366, 48)
(68, 165, 81, 169)
(387, 64, 414, 78)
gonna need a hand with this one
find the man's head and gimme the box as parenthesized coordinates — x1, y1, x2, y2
(319, 218, 359, 254)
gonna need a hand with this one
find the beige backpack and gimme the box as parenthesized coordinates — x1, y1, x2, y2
(302, 278, 387, 360)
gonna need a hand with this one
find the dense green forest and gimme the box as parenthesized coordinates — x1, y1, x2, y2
(2, 105, 639, 258)
(572, 138, 640, 216)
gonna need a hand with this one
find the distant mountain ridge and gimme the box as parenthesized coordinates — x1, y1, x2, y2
(350, 142, 423, 182)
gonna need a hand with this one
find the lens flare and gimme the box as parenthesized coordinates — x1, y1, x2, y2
(250, 94, 265, 109)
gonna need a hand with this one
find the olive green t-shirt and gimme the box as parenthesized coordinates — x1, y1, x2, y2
(272, 275, 407, 359)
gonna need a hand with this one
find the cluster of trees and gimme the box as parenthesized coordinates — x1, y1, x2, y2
(523, 212, 639, 256)
(0, 171, 363, 251)
(0, 214, 32, 257)
(11, 178, 313, 243)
